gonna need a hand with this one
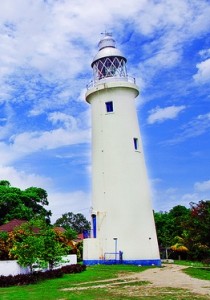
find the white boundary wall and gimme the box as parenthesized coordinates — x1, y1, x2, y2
(0, 260, 30, 276)
(0, 255, 77, 276)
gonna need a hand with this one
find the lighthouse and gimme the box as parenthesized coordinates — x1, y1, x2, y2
(83, 34, 161, 266)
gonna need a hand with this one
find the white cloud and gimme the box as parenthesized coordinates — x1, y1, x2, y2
(0, 165, 52, 190)
(48, 191, 91, 223)
(147, 105, 186, 124)
(193, 58, 210, 83)
(12, 127, 90, 152)
(0, 0, 210, 104)
(0, 0, 210, 222)
(194, 180, 210, 192)
(152, 184, 208, 212)
(0, 125, 90, 165)
(165, 112, 210, 144)
(135, 0, 210, 84)
(48, 112, 78, 130)
(0, 103, 14, 139)
(199, 48, 210, 59)
(0, 164, 90, 223)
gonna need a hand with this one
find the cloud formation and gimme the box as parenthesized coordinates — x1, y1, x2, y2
(0, 165, 52, 190)
(193, 58, 210, 83)
(194, 180, 210, 192)
(0, 0, 210, 220)
(147, 105, 186, 124)
(165, 113, 210, 144)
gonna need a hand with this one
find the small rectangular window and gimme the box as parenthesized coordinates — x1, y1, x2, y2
(105, 101, 113, 113)
(133, 138, 139, 150)
(92, 214, 97, 238)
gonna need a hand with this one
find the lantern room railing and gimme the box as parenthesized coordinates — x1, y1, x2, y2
(86, 75, 136, 90)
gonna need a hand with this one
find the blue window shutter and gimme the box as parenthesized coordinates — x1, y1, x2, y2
(105, 101, 113, 112)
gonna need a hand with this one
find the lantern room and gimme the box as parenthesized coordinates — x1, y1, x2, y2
(91, 34, 127, 82)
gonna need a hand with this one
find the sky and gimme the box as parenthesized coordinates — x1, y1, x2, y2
(0, 0, 210, 223)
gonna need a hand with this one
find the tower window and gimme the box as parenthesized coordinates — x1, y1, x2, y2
(133, 138, 139, 150)
(105, 101, 113, 113)
(92, 214, 97, 238)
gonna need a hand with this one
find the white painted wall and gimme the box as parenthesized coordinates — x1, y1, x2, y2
(84, 80, 160, 263)
(54, 254, 77, 268)
(0, 255, 77, 276)
(0, 260, 30, 276)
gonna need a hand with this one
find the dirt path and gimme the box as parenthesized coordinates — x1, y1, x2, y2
(63, 264, 210, 297)
(132, 264, 210, 296)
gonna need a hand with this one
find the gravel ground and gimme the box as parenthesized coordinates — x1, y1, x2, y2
(133, 264, 210, 296)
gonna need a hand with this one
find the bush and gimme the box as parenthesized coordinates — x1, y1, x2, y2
(0, 264, 86, 287)
(202, 258, 210, 266)
(61, 264, 86, 274)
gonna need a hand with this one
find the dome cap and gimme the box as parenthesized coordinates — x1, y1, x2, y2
(91, 33, 126, 67)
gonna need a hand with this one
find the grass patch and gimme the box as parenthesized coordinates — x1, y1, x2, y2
(174, 260, 210, 281)
(174, 260, 206, 267)
(0, 264, 209, 299)
(183, 267, 210, 281)
(0, 265, 148, 300)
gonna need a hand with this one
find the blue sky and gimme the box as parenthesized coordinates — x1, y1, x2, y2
(0, 0, 210, 223)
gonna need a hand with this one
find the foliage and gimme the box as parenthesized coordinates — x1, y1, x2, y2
(60, 264, 86, 274)
(0, 231, 9, 259)
(171, 236, 189, 253)
(0, 180, 51, 225)
(184, 200, 210, 260)
(202, 258, 210, 266)
(154, 205, 190, 255)
(154, 211, 172, 248)
(76, 241, 83, 261)
(10, 218, 70, 271)
(53, 227, 77, 255)
(54, 212, 91, 234)
(0, 180, 10, 187)
(154, 201, 210, 261)
(0, 219, 79, 262)
(0, 264, 86, 287)
(64, 227, 78, 240)
(10, 235, 44, 271)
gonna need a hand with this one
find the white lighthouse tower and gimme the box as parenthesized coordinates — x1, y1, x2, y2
(83, 34, 160, 266)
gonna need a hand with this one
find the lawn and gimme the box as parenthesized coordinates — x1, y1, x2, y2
(174, 260, 208, 267)
(183, 267, 210, 281)
(0, 264, 209, 300)
(0, 265, 147, 300)
(174, 260, 210, 281)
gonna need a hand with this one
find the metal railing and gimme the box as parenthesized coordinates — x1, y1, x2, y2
(104, 251, 123, 263)
(86, 75, 136, 90)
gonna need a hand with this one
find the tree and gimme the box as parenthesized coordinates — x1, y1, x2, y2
(154, 205, 190, 259)
(10, 218, 70, 272)
(54, 212, 91, 234)
(184, 200, 210, 260)
(154, 201, 210, 261)
(0, 232, 10, 260)
(0, 180, 10, 187)
(0, 180, 51, 225)
(168, 205, 190, 238)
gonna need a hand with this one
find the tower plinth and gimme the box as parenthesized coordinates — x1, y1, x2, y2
(83, 34, 161, 266)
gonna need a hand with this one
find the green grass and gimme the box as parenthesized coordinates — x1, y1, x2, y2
(174, 260, 210, 281)
(174, 260, 209, 267)
(0, 265, 147, 300)
(0, 264, 209, 300)
(183, 267, 210, 281)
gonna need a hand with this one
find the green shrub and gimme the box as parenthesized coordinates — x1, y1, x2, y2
(0, 264, 86, 287)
